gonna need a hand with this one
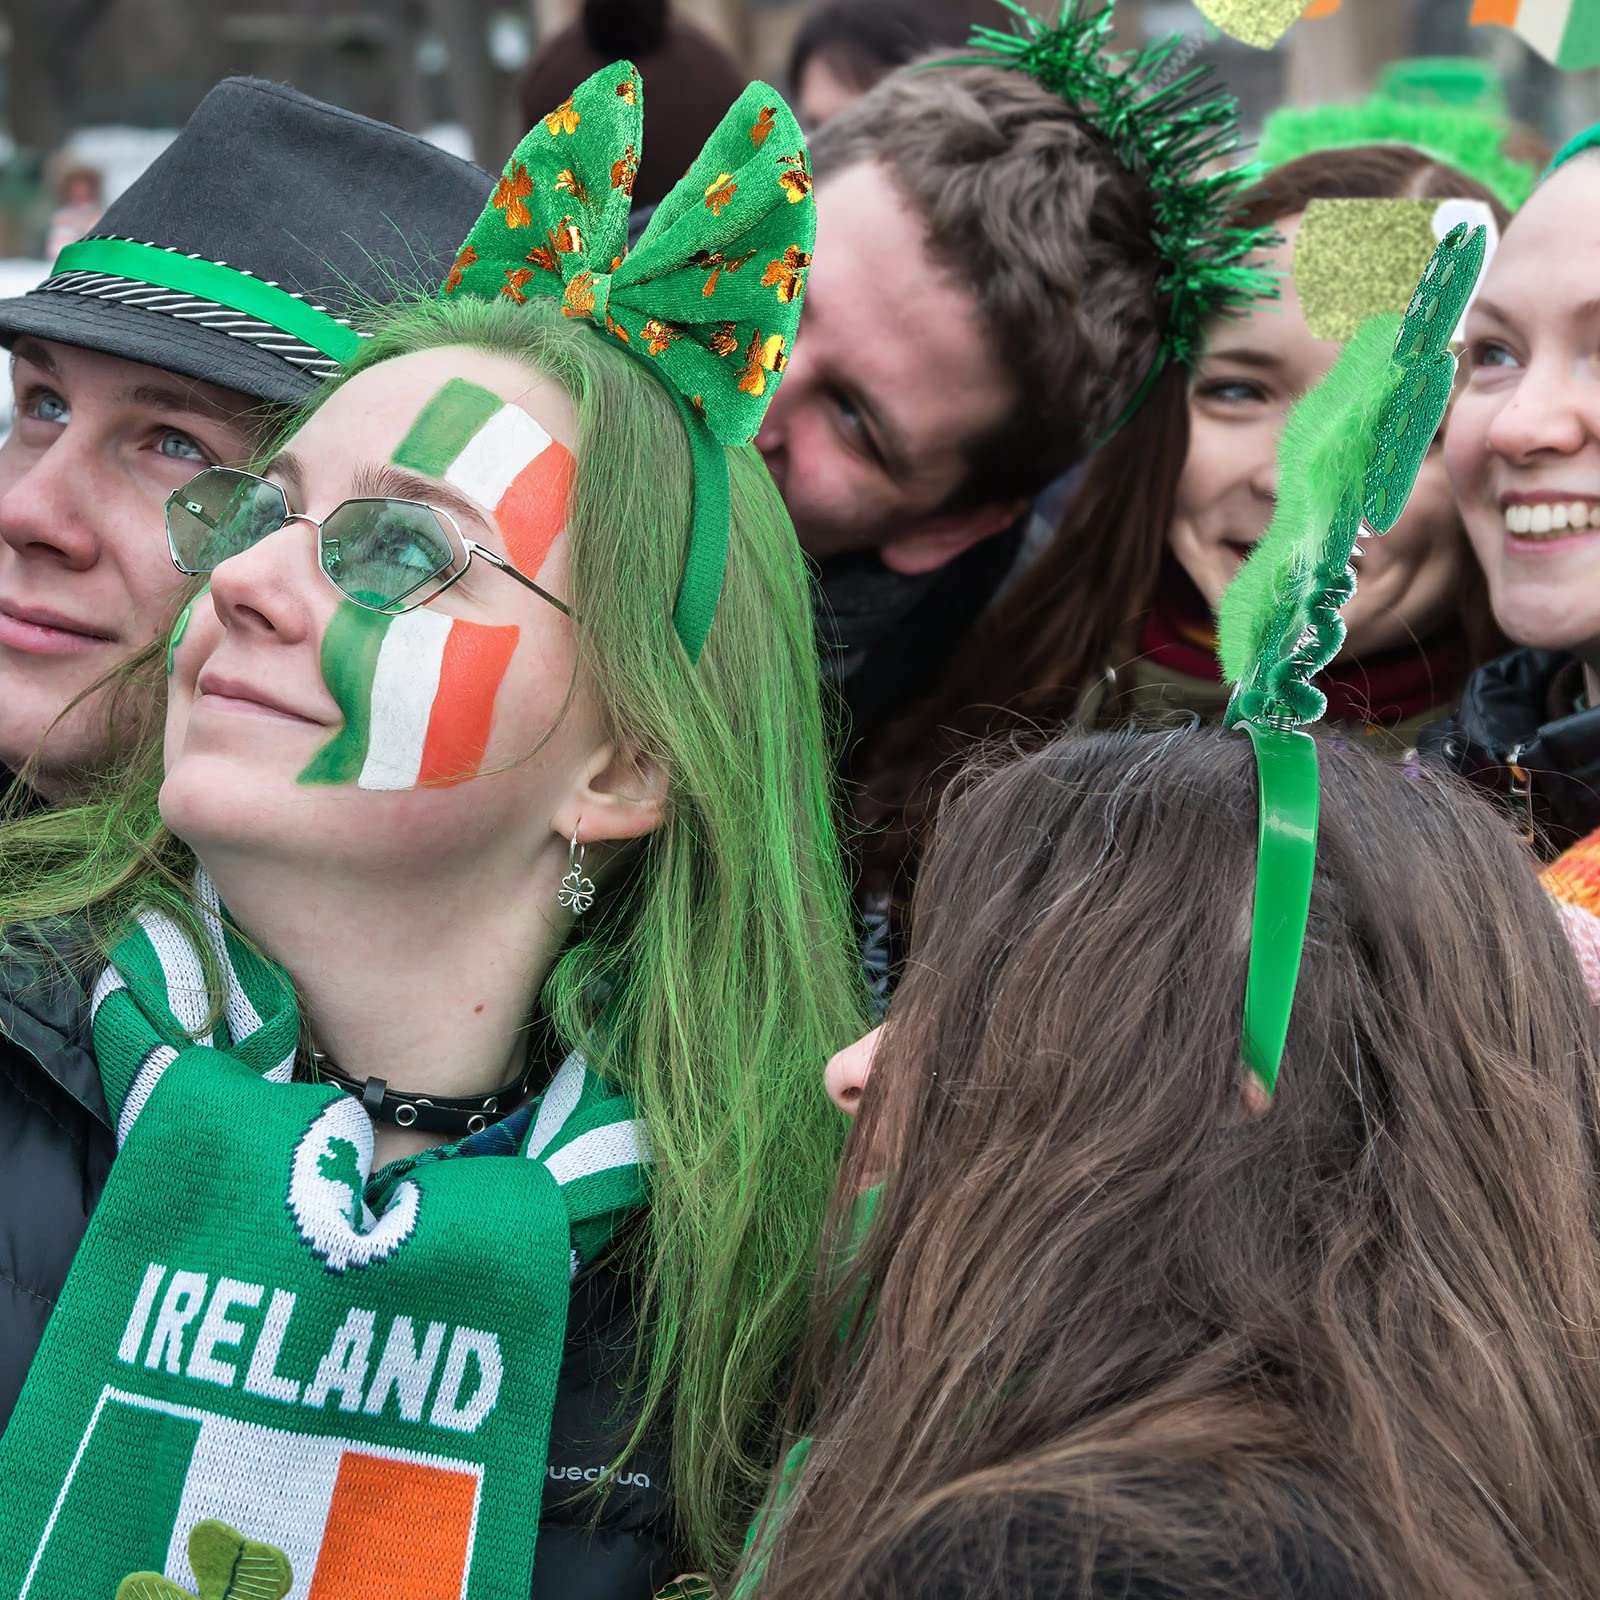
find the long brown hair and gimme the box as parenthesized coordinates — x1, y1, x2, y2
(854, 144, 1513, 908)
(752, 728, 1600, 1599)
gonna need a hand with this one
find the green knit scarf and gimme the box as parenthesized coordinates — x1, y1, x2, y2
(0, 871, 649, 1599)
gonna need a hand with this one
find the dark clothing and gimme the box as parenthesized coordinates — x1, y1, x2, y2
(0, 934, 677, 1599)
(0, 763, 42, 816)
(817, 521, 1025, 777)
(1419, 647, 1600, 858)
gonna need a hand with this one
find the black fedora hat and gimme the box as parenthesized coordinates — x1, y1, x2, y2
(0, 78, 493, 406)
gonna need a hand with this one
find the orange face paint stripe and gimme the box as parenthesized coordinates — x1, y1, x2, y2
(416, 618, 522, 788)
(495, 442, 576, 578)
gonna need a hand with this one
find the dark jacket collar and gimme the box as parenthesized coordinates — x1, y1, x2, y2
(1421, 647, 1600, 855)
(0, 923, 108, 1128)
(815, 521, 1024, 771)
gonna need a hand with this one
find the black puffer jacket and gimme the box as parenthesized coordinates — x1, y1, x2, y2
(0, 935, 681, 1599)
(1418, 647, 1600, 858)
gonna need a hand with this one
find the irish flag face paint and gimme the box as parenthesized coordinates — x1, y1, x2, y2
(299, 603, 520, 791)
(391, 376, 576, 582)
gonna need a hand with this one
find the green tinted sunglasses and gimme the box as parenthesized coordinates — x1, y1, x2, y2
(164, 466, 574, 618)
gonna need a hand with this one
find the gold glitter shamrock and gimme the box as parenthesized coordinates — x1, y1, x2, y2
(544, 96, 581, 136)
(492, 163, 534, 229)
(703, 173, 739, 215)
(737, 330, 787, 395)
(691, 247, 757, 297)
(761, 245, 811, 304)
(443, 244, 477, 294)
(553, 168, 589, 205)
(641, 318, 684, 356)
(778, 151, 813, 204)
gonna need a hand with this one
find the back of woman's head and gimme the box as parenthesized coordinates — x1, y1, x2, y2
(765, 729, 1600, 1599)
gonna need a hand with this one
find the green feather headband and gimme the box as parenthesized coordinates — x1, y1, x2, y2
(946, 0, 1278, 430)
(1256, 94, 1536, 212)
(1217, 220, 1488, 1094)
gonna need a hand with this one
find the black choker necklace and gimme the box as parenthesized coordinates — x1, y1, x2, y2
(308, 1049, 540, 1136)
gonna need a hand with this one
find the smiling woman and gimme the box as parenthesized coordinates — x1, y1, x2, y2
(0, 73, 867, 1591)
(1425, 126, 1600, 853)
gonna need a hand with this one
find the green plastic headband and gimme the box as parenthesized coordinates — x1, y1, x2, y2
(1546, 121, 1600, 178)
(1238, 723, 1320, 1095)
(50, 238, 361, 362)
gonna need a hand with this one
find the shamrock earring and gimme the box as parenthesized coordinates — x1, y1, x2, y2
(559, 823, 596, 915)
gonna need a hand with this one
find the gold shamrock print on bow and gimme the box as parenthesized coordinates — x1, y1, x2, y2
(439, 59, 816, 661)
(441, 58, 816, 450)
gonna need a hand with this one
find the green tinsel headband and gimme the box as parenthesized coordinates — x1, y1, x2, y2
(946, 0, 1278, 431)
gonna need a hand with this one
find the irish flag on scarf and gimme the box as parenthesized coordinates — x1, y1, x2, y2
(1471, 0, 1600, 67)
(298, 605, 520, 790)
(0, 883, 651, 1598)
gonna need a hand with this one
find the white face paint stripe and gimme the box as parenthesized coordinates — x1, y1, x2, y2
(444, 404, 553, 512)
(358, 609, 454, 792)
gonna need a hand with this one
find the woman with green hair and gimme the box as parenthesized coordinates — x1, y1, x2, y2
(0, 62, 865, 1600)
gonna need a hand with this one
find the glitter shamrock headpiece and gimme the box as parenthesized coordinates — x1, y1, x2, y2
(948, 0, 1278, 430)
(1215, 220, 1488, 1094)
(441, 61, 815, 662)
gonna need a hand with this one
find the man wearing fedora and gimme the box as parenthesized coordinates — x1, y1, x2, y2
(0, 77, 491, 806)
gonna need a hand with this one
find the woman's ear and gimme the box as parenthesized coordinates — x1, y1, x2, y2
(552, 742, 669, 849)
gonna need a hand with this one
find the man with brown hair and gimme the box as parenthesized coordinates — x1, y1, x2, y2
(756, 59, 1167, 755)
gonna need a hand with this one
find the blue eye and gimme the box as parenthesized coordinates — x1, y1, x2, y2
(1197, 378, 1266, 405)
(26, 389, 68, 424)
(157, 430, 209, 462)
(1469, 340, 1520, 372)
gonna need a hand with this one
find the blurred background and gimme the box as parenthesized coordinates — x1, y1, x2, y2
(0, 0, 1596, 275)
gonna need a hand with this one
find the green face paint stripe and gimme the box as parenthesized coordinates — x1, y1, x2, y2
(165, 587, 205, 677)
(297, 604, 390, 786)
(390, 379, 504, 478)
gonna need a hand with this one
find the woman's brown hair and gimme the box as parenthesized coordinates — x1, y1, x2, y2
(752, 728, 1600, 1599)
(854, 144, 1514, 922)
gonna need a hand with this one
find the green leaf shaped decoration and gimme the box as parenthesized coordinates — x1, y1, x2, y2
(115, 1520, 292, 1600)
(1217, 220, 1488, 731)
(1363, 221, 1487, 531)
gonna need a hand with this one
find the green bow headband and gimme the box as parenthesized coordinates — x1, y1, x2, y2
(1216, 221, 1488, 1094)
(442, 61, 816, 661)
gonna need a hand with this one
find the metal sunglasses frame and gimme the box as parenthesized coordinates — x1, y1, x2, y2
(165, 466, 575, 620)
